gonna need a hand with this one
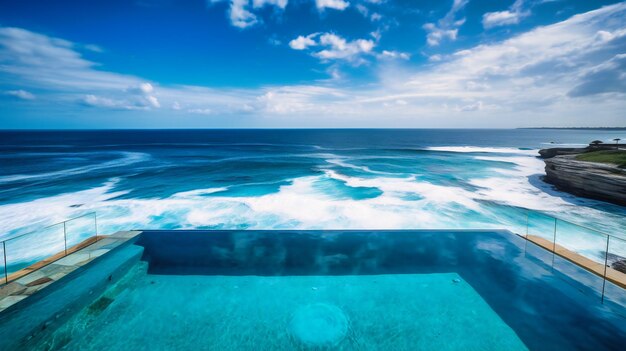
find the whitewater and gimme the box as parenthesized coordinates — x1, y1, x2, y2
(1, 129, 625, 266)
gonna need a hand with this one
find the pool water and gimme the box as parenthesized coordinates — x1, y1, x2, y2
(3, 230, 626, 350)
(38, 265, 527, 350)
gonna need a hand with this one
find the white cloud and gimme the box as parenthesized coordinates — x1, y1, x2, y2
(364, 2, 626, 124)
(568, 54, 626, 97)
(289, 33, 318, 50)
(81, 95, 127, 109)
(429, 54, 443, 62)
(0, 26, 240, 114)
(288, 32, 375, 64)
(125, 82, 160, 108)
(2, 3, 626, 128)
(482, 0, 530, 29)
(187, 108, 213, 114)
(457, 100, 484, 112)
(229, 0, 258, 28)
(209, 0, 288, 29)
(139, 83, 154, 94)
(423, 0, 468, 46)
(355, 3, 381, 21)
(145, 95, 160, 108)
(252, 0, 287, 8)
(4, 89, 35, 100)
(356, 4, 368, 17)
(370, 30, 381, 41)
(257, 85, 347, 114)
(315, 33, 375, 62)
(379, 50, 410, 60)
(316, 0, 349, 11)
(80, 83, 161, 110)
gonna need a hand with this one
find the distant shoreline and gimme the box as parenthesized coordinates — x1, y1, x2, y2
(519, 127, 626, 130)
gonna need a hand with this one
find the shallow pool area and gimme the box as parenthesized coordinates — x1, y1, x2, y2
(38, 271, 528, 350)
(1, 229, 626, 350)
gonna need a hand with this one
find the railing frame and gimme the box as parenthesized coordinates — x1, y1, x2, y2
(522, 208, 625, 304)
(1, 212, 97, 285)
(1, 209, 623, 306)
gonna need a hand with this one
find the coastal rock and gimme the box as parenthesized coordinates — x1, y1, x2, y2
(539, 147, 589, 159)
(612, 260, 626, 274)
(543, 155, 626, 206)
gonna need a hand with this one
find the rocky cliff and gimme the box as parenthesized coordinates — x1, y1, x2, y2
(543, 154, 626, 206)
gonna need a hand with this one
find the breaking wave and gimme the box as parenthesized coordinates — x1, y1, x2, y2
(1, 137, 625, 266)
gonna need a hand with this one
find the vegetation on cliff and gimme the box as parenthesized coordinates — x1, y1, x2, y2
(575, 150, 626, 168)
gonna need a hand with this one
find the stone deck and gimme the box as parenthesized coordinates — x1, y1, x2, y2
(0, 231, 142, 313)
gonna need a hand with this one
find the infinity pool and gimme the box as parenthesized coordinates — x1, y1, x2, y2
(1, 230, 625, 350)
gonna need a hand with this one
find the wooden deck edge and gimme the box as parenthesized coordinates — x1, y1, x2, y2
(4, 235, 102, 283)
(525, 234, 626, 289)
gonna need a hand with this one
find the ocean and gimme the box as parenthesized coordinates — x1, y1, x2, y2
(1, 129, 625, 265)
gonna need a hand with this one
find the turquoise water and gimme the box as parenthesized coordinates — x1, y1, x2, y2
(3, 229, 625, 350)
(38, 263, 527, 351)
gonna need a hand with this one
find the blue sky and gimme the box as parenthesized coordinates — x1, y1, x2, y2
(0, 0, 625, 128)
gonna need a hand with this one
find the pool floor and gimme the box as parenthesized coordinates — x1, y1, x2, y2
(36, 262, 527, 351)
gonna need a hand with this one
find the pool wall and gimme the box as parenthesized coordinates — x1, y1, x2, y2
(0, 239, 143, 351)
(136, 229, 503, 276)
(134, 229, 626, 351)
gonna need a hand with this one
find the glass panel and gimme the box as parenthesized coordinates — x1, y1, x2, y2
(4, 223, 65, 279)
(602, 235, 626, 315)
(552, 219, 607, 294)
(503, 208, 529, 237)
(554, 220, 608, 264)
(65, 213, 97, 252)
(526, 211, 556, 243)
(0, 243, 6, 284)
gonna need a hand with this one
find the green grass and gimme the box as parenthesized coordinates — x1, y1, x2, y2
(576, 150, 626, 168)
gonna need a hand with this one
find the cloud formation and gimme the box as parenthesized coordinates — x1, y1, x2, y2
(1, 3, 626, 127)
(316, 0, 350, 11)
(289, 33, 318, 50)
(482, 0, 530, 28)
(210, 0, 288, 29)
(4, 89, 35, 100)
(568, 54, 626, 97)
(423, 0, 468, 46)
(289, 32, 376, 64)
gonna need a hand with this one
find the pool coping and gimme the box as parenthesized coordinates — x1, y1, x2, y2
(0, 231, 142, 313)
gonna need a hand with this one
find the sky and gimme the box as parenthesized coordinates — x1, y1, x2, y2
(0, 0, 625, 128)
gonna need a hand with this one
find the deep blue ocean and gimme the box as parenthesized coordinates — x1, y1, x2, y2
(1, 129, 625, 264)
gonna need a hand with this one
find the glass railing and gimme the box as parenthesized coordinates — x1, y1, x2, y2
(0, 212, 98, 284)
(516, 208, 626, 306)
(1, 209, 624, 308)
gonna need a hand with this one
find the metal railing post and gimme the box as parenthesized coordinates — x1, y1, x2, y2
(3, 241, 7, 284)
(94, 212, 98, 241)
(524, 209, 529, 254)
(63, 221, 68, 256)
(601, 235, 610, 303)
(525, 209, 529, 239)
(551, 217, 557, 269)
